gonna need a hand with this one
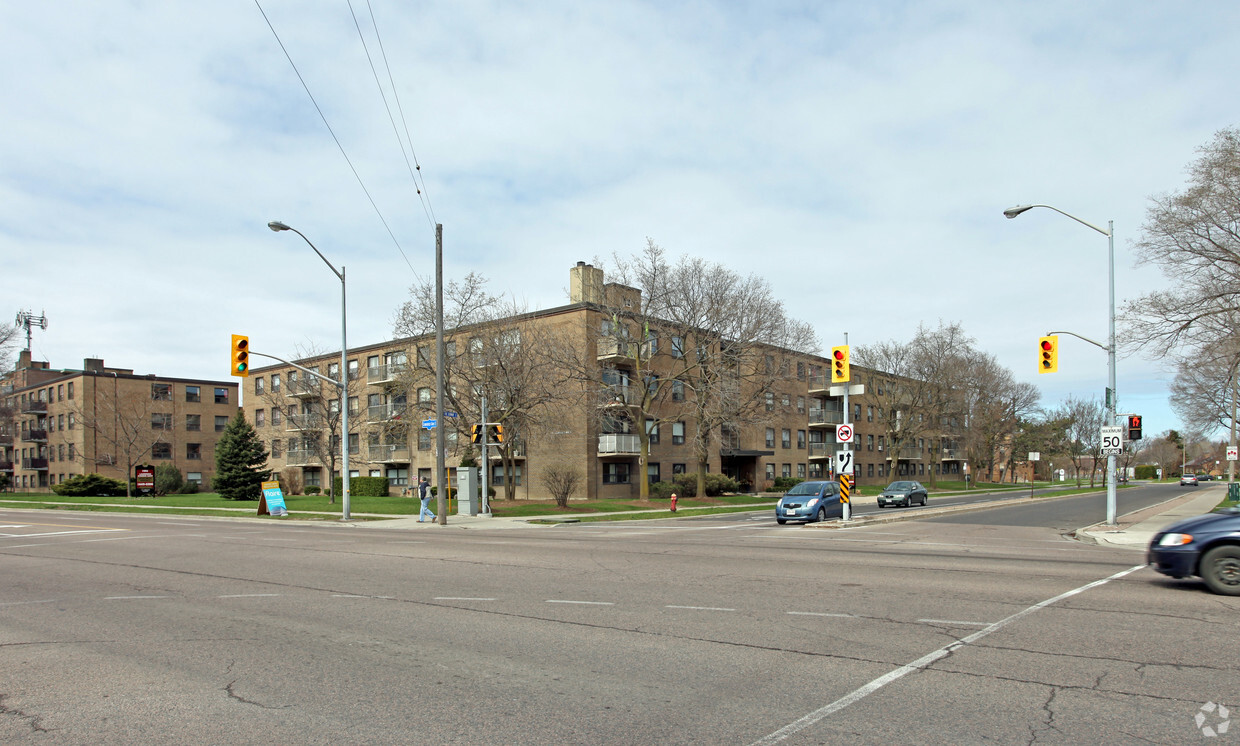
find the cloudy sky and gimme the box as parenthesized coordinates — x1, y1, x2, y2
(4, 1, 1238, 444)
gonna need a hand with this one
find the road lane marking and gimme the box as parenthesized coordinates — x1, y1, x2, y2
(219, 594, 281, 598)
(435, 597, 496, 601)
(917, 619, 991, 626)
(788, 611, 854, 618)
(0, 599, 58, 607)
(105, 595, 173, 600)
(750, 563, 1147, 745)
(546, 600, 615, 605)
(666, 605, 735, 612)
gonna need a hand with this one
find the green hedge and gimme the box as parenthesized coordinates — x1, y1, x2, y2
(649, 473, 740, 498)
(772, 476, 802, 492)
(51, 473, 128, 497)
(333, 476, 390, 497)
(1134, 465, 1159, 480)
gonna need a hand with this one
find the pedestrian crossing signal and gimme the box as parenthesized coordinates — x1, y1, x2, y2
(1127, 415, 1142, 441)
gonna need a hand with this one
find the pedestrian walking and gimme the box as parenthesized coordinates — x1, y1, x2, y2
(417, 476, 436, 522)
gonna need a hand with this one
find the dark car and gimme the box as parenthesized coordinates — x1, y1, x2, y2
(877, 480, 928, 508)
(776, 481, 843, 524)
(1148, 507, 1240, 595)
(1197, 474, 1213, 482)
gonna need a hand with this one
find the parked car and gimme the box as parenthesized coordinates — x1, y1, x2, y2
(1197, 474, 1213, 482)
(1148, 507, 1240, 595)
(877, 480, 928, 508)
(1180, 474, 1199, 487)
(776, 481, 843, 524)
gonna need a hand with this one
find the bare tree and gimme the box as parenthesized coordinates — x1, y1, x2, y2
(540, 465, 582, 509)
(853, 340, 934, 481)
(71, 386, 168, 498)
(0, 321, 18, 373)
(1051, 396, 1106, 486)
(961, 351, 1041, 483)
(1169, 334, 1240, 439)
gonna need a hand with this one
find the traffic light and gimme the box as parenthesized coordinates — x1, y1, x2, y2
(470, 424, 483, 444)
(231, 334, 250, 377)
(1127, 415, 1143, 441)
(1038, 335, 1058, 374)
(831, 345, 850, 383)
(489, 424, 504, 443)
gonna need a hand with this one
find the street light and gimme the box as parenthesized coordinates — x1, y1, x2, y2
(1004, 203, 1118, 525)
(268, 220, 351, 521)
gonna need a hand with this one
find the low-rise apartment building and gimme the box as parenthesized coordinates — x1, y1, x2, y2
(1, 351, 239, 492)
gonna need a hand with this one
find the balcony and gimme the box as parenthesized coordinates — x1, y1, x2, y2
(367, 403, 409, 422)
(0, 461, 13, 473)
(597, 338, 637, 363)
(286, 413, 323, 431)
(22, 457, 49, 471)
(886, 446, 923, 461)
(367, 363, 407, 385)
(808, 442, 832, 459)
(940, 449, 963, 461)
(285, 377, 322, 398)
(284, 447, 318, 466)
(0, 433, 12, 446)
(21, 429, 49, 443)
(808, 373, 829, 393)
(486, 442, 525, 460)
(600, 385, 639, 407)
(598, 433, 640, 456)
(367, 443, 411, 463)
(21, 400, 47, 414)
(808, 407, 844, 426)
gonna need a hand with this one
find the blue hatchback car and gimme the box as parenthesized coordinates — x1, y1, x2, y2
(776, 481, 843, 525)
(1148, 507, 1240, 595)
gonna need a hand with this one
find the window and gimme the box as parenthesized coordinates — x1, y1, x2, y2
(646, 335, 657, 356)
(67, 382, 74, 399)
(646, 418, 659, 445)
(187, 472, 202, 485)
(215, 388, 229, 404)
(796, 362, 805, 380)
(781, 393, 790, 408)
(58, 444, 65, 461)
(797, 430, 806, 449)
(329, 362, 340, 380)
(386, 467, 409, 486)
(68, 413, 75, 430)
(185, 386, 201, 403)
(781, 429, 791, 449)
(672, 422, 685, 445)
(57, 384, 64, 401)
(151, 413, 173, 430)
(270, 439, 282, 458)
(492, 463, 523, 486)
(867, 434, 874, 451)
(348, 359, 359, 380)
(877, 436, 885, 452)
(648, 463, 660, 485)
(602, 463, 630, 484)
(152, 442, 172, 460)
(672, 463, 686, 474)
(256, 410, 265, 427)
(271, 374, 281, 393)
(671, 336, 684, 358)
(272, 407, 281, 427)
(186, 443, 202, 460)
(765, 463, 775, 481)
(348, 396, 359, 415)
(186, 414, 201, 431)
(782, 463, 792, 478)
(765, 428, 776, 448)
(255, 377, 265, 395)
(797, 396, 805, 413)
(765, 392, 774, 411)
(672, 381, 685, 401)
(57, 414, 64, 431)
(152, 383, 172, 401)
(854, 404, 862, 420)
(418, 387, 433, 405)
(868, 463, 874, 477)
(304, 470, 322, 487)
(418, 430, 432, 451)
(797, 463, 806, 479)
(215, 416, 229, 432)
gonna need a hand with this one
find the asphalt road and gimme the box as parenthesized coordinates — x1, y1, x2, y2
(1, 488, 1234, 744)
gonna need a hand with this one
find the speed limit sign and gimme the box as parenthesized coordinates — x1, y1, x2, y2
(836, 423, 853, 443)
(1100, 426, 1123, 455)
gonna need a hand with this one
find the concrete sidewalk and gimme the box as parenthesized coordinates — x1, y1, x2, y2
(1075, 486, 1231, 549)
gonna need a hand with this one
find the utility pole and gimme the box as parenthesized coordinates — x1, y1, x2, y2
(841, 332, 852, 522)
(435, 223, 447, 524)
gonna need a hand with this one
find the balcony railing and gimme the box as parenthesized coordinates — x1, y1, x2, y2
(0, 433, 13, 445)
(486, 443, 525, 459)
(21, 400, 47, 414)
(598, 433, 640, 455)
(21, 429, 48, 443)
(808, 407, 844, 426)
(285, 378, 322, 398)
(808, 373, 829, 392)
(367, 403, 409, 422)
(367, 443, 410, 462)
(0, 461, 14, 473)
(597, 338, 638, 362)
(22, 457, 49, 470)
(286, 413, 323, 431)
(601, 385, 639, 406)
(940, 449, 962, 460)
(367, 363, 407, 384)
(284, 447, 318, 466)
(808, 442, 832, 459)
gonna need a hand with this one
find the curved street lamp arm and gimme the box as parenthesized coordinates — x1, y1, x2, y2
(1003, 204, 1110, 237)
(1045, 330, 1108, 352)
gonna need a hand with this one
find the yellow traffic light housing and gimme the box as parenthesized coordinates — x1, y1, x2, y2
(489, 424, 504, 443)
(470, 424, 483, 444)
(231, 334, 250, 377)
(831, 345, 850, 383)
(1038, 335, 1058, 374)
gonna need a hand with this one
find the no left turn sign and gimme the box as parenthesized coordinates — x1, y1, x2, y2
(836, 424, 853, 443)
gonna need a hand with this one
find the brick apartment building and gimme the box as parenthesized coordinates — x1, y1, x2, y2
(245, 263, 967, 499)
(0, 351, 240, 492)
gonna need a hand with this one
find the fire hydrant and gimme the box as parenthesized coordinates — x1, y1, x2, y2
(670, 493, 678, 512)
